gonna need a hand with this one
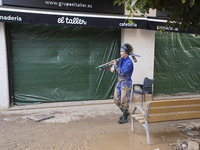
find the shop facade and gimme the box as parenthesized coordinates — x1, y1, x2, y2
(0, 0, 157, 108)
(0, 0, 199, 109)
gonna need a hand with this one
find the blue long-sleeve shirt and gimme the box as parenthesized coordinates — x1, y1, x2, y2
(116, 56, 134, 81)
(115, 56, 134, 91)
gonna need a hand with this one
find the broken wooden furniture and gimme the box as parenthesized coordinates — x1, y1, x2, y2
(131, 98, 200, 145)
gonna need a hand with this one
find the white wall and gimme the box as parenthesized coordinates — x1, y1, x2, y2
(122, 9, 156, 84)
(0, 0, 10, 109)
(121, 29, 155, 84)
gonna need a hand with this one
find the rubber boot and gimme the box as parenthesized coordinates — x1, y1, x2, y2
(119, 107, 123, 120)
(118, 108, 129, 124)
(119, 107, 130, 120)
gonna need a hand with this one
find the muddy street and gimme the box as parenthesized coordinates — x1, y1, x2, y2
(0, 101, 198, 150)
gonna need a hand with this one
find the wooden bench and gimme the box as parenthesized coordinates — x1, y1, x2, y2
(131, 98, 200, 145)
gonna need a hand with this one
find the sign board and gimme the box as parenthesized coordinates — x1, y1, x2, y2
(0, 9, 146, 29)
(0, 7, 199, 34)
(2, 0, 124, 14)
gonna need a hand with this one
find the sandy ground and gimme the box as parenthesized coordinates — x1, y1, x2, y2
(0, 100, 199, 150)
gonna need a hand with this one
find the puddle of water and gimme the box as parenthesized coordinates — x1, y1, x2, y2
(89, 132, 173, 150)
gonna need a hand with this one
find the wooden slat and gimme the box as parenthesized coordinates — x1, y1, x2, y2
(148, 111, 200, 123)
(132, 114, 145, 123)
(138, 119, 145, 124)
(149, 98, 200, 107)
(132, 114, 144, 119)
(135, 116, 144, 120)
(153, 97, 200, 101)
(149, 105, 200, 114)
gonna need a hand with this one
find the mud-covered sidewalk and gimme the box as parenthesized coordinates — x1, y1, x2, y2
(0, 99, 200, 150)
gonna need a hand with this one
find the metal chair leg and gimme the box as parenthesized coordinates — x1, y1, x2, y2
(145, 123, 151, 145)
(131, 117, 134, 132)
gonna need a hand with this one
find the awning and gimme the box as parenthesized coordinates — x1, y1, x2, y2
(0, 6, 199, 34)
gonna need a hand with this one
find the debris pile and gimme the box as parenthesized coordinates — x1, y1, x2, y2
(176, 139, 199, 150)
(175, 122, 200, 150)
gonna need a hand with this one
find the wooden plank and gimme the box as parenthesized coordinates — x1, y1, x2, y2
(132, 114, 145, 124)
(132, 114, 143, 117)
(148, 111, 200, 123)
(149, 98, 200, 107)
(151, 97, 200, 102)
(149, 105, 200, 114)
(136, 117, 144, 122)
(138, 119, 145, 124)
(132, 114, 144, 119)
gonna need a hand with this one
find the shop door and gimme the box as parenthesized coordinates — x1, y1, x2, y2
(10, 24, 120, 105)
(154, 32, 200, 95)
